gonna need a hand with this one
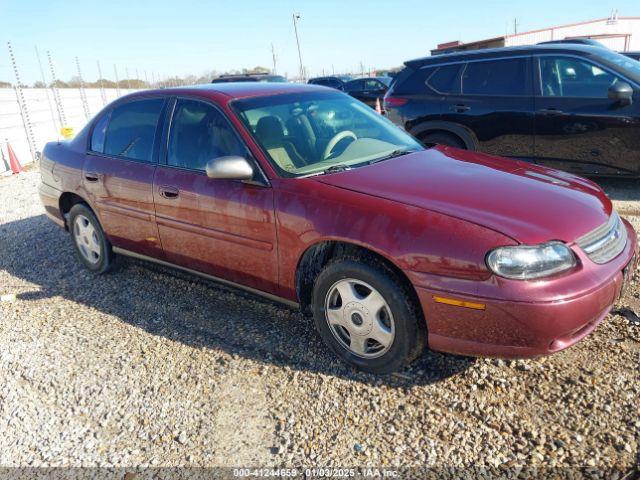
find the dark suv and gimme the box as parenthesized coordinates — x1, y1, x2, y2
(212, 73, 287, 83)
(308, 76, 352, 90)
(385, 45, 640, 177)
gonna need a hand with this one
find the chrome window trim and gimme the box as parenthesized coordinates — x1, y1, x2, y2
(420, 55, 533, 97)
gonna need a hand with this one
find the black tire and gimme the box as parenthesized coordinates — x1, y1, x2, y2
(311, 257, 425, 374)
(420, 131, 466, 149)
(68, 203, 114, 274)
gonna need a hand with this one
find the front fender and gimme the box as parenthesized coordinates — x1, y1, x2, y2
(273, 178, 516, 300)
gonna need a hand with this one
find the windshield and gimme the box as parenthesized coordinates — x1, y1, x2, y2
(596, 50, 640, 84)
(232, 91, 422, 177)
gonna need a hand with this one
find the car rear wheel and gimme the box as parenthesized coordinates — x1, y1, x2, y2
(311, 257, 425, 374)
(69, 203, 114, 274)
(420, 131, 466, 149)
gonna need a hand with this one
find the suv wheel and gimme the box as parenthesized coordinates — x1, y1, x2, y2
(311, 257, 425, 374)
(68, 203, 114, 274)
(420, 131, 466, 149)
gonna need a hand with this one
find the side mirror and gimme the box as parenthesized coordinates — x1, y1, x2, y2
(205, 156, 254, 180)
(608, 81, 633, 106)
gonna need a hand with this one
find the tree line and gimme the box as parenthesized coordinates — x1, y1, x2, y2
(0, 67, 275, 89)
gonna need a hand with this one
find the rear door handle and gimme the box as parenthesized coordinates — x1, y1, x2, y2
(538, 108, 564, 116)
(84, 172, 100, 182)
(450, 104, 470, 113)
(159, 186, 179, 199)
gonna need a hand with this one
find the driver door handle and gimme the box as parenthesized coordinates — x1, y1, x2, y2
(85, 172, 100, 182)
(159, 186, 179, 199)
(538, 108, 564, 116)
(450, 104, 470, 113)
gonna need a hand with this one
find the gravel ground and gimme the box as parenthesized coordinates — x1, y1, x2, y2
(0, 169, 638, 475)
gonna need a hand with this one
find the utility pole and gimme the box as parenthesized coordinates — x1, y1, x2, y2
(292, 13, 304, 82)
(513, 18, 519, 35)
(271, 43, 277, 75)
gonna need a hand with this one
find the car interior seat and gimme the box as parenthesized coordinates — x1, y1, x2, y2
(255, 116, 307, 171)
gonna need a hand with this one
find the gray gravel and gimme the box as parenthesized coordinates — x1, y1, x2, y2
(0, 168, 638, 473)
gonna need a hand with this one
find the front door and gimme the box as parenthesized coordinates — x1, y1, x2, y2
(83, 97, 166, 258)
(534, 55, 640, 176)
(153, 98, 279, 294)
(358, 79, 388, 108)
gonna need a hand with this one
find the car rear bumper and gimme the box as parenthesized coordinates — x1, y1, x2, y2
(415, 221, 637, 359)
(38, 182, 65, 229)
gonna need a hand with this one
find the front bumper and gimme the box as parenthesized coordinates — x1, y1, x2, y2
(414, 219, 637, 358)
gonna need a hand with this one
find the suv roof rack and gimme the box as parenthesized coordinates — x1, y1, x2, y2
(216, 72, 270, 78)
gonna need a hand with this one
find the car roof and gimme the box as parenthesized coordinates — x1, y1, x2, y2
(405, 44, 611, 68)
(309, 76, 345, 81)
(346, 76, 389, 82)
(124, 82, 331, 102)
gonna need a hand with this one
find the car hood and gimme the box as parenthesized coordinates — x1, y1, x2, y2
(313, 146, 612, 245)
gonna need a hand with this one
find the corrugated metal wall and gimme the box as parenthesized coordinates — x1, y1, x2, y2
(0, 88, 139, 173)
(506, 17, 640, 50)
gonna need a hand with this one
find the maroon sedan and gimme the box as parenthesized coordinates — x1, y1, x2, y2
(39, 83, 637, 373)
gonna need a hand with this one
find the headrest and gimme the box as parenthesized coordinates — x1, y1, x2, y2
(255, 116, 285, 148)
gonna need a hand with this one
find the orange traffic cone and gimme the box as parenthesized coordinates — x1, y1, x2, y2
(375, 97, 382, 115)
(6, 142, 23, 174)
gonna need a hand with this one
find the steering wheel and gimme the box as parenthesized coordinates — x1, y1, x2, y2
(322, 131, 357, 160)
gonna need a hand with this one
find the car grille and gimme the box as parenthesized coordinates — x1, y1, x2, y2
(576, 211, 627, 264)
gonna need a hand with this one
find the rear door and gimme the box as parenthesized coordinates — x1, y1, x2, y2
(440, 56, 535, 159)
(83, 97, 166, 258)
(533, 55, 640, 175)
(153, 97, 279, 294)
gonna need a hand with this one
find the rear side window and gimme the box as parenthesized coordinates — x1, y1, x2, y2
(104, 98, 164, 162)
(90, 112, 110, 153)
(461, 58, 529, 96)
(427, 64, 463, 94)
(390, 67, 433, 95)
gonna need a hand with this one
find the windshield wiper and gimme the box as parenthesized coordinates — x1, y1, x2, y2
(322, 164, 351, 174)
(369, 148, 419, 165)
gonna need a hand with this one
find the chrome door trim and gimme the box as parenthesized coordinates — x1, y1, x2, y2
(112, 247, 299, 308)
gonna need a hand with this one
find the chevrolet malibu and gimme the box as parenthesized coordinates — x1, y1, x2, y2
(39, 83, 637, 374)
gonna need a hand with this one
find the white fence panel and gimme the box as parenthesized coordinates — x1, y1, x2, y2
(0, 88, 140, 173)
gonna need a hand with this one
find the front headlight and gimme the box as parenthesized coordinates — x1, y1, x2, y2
(486, 241, 577, 280)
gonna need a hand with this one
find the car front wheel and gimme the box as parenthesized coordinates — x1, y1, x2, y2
(311, 257, 425, 374)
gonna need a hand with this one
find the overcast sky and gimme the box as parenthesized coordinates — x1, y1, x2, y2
(1, 0, 638, 84)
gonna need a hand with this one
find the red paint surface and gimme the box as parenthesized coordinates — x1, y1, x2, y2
(39, 84, 638, 359)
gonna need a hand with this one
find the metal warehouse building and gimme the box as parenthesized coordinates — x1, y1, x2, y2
(432, 13, 640, 54)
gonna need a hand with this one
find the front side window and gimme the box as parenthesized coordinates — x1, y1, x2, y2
(104, 98, 164, 162)
(461, 58, 529, 96)
(540, 56, 623, 98)
(233, 91, 423, 177)
(90, 111, 110, 153)
(167, 99, 246, 171)
(364, 79, 384, 90)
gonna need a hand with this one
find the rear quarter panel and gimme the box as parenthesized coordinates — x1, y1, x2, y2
(40, 138, 91, 225)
